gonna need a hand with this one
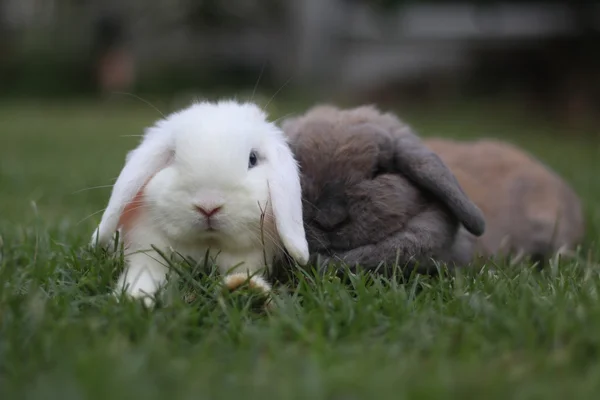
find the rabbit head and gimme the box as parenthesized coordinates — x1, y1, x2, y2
(281, 105, 485, 271)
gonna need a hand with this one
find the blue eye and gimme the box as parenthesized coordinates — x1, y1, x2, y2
(248, 150, 258, 169)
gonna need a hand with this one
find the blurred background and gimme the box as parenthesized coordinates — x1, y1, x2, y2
(1, 0, 599, 129)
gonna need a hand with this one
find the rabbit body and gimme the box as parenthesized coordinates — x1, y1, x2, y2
(424, 138, 585, 263)
(281, 105, 486, 273)
(92, 100, 309, 305)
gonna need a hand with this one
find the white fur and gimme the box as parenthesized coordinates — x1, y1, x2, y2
(92, 100, 309, 305)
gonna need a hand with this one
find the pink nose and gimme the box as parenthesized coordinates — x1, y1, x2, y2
(195, 205, 222, 218)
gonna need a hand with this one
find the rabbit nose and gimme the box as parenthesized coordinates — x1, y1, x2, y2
(195, 205, 223, 218)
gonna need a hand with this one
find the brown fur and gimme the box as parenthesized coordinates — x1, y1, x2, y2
(281, 105, 486, 273)
(424, 138, 585, 263)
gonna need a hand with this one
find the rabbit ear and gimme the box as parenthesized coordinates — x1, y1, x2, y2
(91, 124, 175, 248)
(388, 126, 486, 236)
(265, 138, 310, 265)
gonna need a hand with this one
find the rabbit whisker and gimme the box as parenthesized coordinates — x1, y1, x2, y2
(77, 207, 108, 225)
(264, 75, 293, 111)
(110, 91, 165, 118)
(304, 230, 329, 253)
(301, 198, 321, 213)
(71, 184, 115, 194)
(251, 62, 266, 102)
(248, 226, 281, 249)
(273, 112, 295, 124)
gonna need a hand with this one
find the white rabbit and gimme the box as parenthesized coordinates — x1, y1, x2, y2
(91, 100, 309, 306)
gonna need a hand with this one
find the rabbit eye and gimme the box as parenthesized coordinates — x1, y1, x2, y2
(248, 150, 258, 169)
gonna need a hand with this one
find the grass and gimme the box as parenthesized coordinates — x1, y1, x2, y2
(1, 96, 600, 399)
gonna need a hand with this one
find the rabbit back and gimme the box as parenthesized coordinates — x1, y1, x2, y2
(424, 138, 585, 262)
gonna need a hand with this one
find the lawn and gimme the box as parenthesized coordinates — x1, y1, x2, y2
(1, 96, 600, 399)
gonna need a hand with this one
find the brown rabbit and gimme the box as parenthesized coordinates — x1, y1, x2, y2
(281, 105, 486, 274)
(423, 138, 585, 264)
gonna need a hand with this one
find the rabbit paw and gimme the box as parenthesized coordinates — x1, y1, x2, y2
(222, 273, 274, 311)
(223, 272, 272, 294)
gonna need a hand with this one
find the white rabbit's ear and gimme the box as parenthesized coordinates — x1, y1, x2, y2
(266, 138, 310, 265)
(91, 124, 175, 248)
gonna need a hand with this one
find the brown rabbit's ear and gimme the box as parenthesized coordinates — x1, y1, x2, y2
(383, 125, 486, 236)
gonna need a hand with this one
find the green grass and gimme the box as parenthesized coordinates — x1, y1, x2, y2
(1, 97, 600, 399)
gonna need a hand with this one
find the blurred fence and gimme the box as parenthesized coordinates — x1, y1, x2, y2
(1, 0, 599, 124)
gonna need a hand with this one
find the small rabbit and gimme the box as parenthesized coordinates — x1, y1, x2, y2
(280, 104, 486, 274)
(91, 100, 309, 305)
(424, 138, 585, 264)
